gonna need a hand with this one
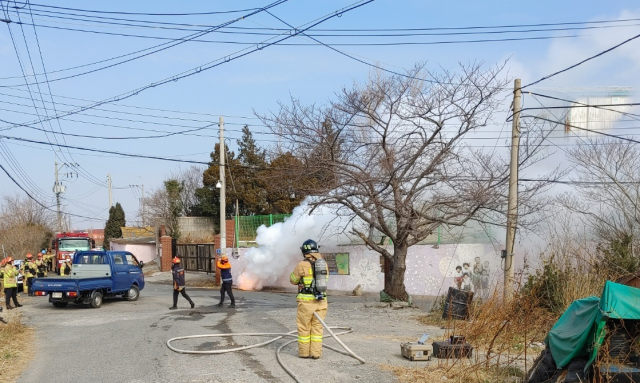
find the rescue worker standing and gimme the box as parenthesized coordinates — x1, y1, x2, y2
(289, 239, 329, 359)
(170, 257, 194, 310)
(2, 258, 22, 309)
(216, 255, 235, 308)
(23, 253, 37, 296)
(60, 255, 72, 276)
(35, 253, 46, 278)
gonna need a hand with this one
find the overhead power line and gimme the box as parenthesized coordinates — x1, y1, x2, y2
(0, 0, 290, 88)
(523, 32, 640, 89)
(15, 2, 262, 16)
(0, 0, 376, 130)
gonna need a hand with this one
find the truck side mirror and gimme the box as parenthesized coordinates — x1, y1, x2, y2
(139, 261, 144, 269)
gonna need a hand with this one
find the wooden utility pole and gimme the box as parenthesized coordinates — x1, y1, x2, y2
(504, 79, 521, 301)
(107, 173, 113, 207)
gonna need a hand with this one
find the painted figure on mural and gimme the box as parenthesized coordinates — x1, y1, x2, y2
(460, 272, 474, 293)
(481, 269, 490, 300)
(462, 262, 472, 276)
(453, 265, 463, 289)
(472, 257, 483, 287)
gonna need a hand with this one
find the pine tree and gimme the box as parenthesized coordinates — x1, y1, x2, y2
(103, 202, 125, 250)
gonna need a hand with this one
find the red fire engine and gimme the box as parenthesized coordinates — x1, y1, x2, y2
(51, 232, 94, 274)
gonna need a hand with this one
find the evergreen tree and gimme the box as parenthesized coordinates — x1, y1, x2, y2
(103, 202, 125, 250)
(236, 125, 269, 215)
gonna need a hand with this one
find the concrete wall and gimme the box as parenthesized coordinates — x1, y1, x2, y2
(178, 217, 215, 239)
(225, 243, 501, 297)
(109, 242, 156, 264)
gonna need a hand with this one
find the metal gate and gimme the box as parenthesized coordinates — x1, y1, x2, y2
(175, 244, 215, 273)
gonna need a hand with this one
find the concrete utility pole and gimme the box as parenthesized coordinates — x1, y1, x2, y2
(504, 79, 522, 301)
(219, 116, 226, 255)
(141, 183, 145, 226)
(107, 173, 113, 208)
(52, 160, 66, 232)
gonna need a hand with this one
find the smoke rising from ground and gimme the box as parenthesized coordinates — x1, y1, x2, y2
(237, 202, 348, 290)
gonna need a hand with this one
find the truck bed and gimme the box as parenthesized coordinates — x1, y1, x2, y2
(31, 276, 113, 293)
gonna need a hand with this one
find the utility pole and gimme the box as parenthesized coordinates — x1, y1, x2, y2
(504, 79, 522, 301)
(219, 116, 226, 256)
(107, 173, 113, 208)
(141, 183, 145, 226)
(52, 160, 66, 232)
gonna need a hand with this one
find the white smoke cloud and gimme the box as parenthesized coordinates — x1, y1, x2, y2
(237, 200, 350, 290)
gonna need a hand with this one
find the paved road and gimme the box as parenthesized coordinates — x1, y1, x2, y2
(18, 280, 433, 383)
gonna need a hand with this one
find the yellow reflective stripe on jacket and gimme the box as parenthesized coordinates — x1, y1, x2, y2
(296, 294, 316, 301)
(298, 335, 310, 343)
(310, 335, 323, 342)
(290, 273, 299, 284)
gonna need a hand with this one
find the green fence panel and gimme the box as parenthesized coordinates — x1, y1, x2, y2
(236, 214, 291, 242)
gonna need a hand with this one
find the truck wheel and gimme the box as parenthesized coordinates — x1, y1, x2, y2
(52, 302, 68, 308)
(125, 285, 139, 302)
(90, 291, 103, 308)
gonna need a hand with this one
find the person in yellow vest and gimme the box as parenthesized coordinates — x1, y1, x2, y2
(60, 255, 72, 276)
(2, 258, 22, 309)
(22, 253, 37, 296)
(35, 253, 46, 278)
(289, 239, 329, 359)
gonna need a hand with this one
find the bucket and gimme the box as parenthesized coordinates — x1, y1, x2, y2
(442, 287, 473, 320)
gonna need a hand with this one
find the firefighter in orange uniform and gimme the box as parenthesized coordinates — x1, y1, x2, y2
(289, 239, 329, 359)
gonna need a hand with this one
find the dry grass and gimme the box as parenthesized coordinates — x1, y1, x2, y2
(381, 361, 522, 383)
(408, 286, 558, 383)
(0, 312, 34, 383)
(188, 278, 218, 288)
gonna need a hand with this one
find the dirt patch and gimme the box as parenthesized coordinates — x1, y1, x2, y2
(0, 312, 34, 383)
(381, 361, 526, 383)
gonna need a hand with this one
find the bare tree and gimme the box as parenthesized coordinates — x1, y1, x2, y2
(0, 194, 55, 258)
(260, 63, 553, 300)
(142, 166, 205, 229)
(559, 138, 640, 275)
(169, 166, 204, 216)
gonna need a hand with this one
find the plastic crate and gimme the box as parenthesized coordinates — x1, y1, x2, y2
(432, 341, 473, 359)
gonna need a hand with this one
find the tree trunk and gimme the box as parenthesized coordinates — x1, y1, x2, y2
(384, 244, 409, 301)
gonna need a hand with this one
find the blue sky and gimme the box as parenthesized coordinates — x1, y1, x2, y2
(1, 0, 639, 229)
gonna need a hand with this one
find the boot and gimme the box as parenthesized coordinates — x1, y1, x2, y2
(228, 303, 236, 308)
(15, 303, 22, 308)
(6, 305, 14, 310)
(190, 302, 195, 309)
(169, 306, 177, 310)
(216, 302, 223, 307)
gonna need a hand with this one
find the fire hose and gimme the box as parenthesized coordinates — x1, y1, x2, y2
(166, 312, 366, 383)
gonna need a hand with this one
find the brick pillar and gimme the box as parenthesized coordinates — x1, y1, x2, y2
(160, 236, 173, 272)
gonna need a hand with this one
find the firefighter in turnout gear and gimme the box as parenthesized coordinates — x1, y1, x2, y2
(60, 255, 72, 276)
(35, 253, 46, 278)
(169, 257, 194, 310)
(289, 239, 329, 359)
(23, 253, 37, 296)
(1, 258, 21, 309)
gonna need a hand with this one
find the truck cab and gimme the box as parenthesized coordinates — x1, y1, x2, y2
(52, 232, 95, 274)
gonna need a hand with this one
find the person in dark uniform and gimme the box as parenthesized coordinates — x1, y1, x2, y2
(169, 257, 194, 310)
(216, 255, 235, 308)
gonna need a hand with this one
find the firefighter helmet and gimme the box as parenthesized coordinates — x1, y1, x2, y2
(26, 253, 33, 259)
(172, 257, 181, 264)
(300, 239, 319, 255)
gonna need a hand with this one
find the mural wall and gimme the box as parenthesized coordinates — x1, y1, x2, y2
(228, 243, 502, 297)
